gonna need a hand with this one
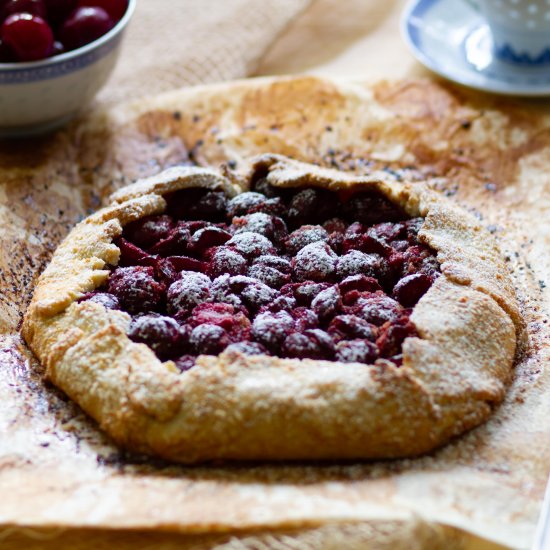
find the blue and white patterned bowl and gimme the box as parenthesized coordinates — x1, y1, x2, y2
(0, 0, 136, 137)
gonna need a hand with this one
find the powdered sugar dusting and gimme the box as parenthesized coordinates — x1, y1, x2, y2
(293, 242, 337, 282)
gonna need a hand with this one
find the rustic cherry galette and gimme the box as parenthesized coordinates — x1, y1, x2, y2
(22, 155, 523, 463)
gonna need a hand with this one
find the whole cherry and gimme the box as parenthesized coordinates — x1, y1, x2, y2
(59, 6, 114, 51)
(1, 13, 54, 61)
(44, 0, 77, 23)
(77, 0, 127, 21)
(2, 0, 47, 19)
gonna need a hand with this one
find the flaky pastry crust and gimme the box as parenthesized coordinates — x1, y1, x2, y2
(22, 155, 522, 463)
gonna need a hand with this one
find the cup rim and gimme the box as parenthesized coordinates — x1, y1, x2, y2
(0, 0, 136, 71)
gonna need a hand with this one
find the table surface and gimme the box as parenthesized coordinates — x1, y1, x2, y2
(2, 1, 549, 549)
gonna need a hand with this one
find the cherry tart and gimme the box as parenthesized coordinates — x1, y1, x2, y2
(22, 155, 523, 463)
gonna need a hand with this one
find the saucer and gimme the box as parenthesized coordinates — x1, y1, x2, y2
(401, 0, 550, 96)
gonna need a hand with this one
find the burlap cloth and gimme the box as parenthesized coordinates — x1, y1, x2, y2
(0, 1, 549, 549)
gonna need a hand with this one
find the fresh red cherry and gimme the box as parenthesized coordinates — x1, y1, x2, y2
(1, 13, 53, 61)
(77, 0, 127, 21)
(52, 39, 64, 55)
(43, 0, 76, 22)
(0, 39, 15, 61)
(2, 0, 47, 19)
(59, 6, 114, 51)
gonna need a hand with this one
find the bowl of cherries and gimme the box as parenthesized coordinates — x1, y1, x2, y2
(0, 0, 135, 136)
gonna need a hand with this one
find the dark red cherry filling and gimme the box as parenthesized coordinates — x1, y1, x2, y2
(84, 180, 441, 370)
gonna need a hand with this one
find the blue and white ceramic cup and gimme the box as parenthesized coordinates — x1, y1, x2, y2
(476, 0, 550, 65)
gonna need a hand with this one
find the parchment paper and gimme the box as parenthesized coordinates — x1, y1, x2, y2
(0, 75, 548, 550)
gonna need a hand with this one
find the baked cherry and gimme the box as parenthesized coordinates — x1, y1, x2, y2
(252, 255, 291, 274)
(207, 247, 248, 278)
(378, 251, 406, 290)
(292, 242, 337, 282)
(123, 215, 175, 250)
(285, 225, 329, 256)
(396, 245, 440, 281)
(227, 192, 265, 218)
(393, 273, 433, 307)
(226, 232, 275, 259)
(376, 315, 418, 358)
(336, 250, 380, 279)
(368, 222, 406, 243)
(311, 285, 341, 322)
(282, 329, 335, 360)
(190, 323, 230, 355)
(251, 178, 282, 199)
(248, 263, 290, 289)
(261, 293, 297, 313)
(349, 293, 403, 326)
(79, 291, 119, 310)
(211, 274, 276, 312)
(187, 190, 228, 222)
(327, 315, 377, 342)
(251, 310, 295, 351)
(157, 256, 207, 284)
(306, 328, 335, 354)
(211, 274, 244, 308)
(291, 307, 319, 332)
(323, 217, 347, 234)
(286, 281, 331, 306)
(188, 303, 251, 342)
(328, 232, 344, 255)
(391, 240, 409, 252)
(226, 341, 270, 356)
(107, 266, 165, 315)
(339, 274, 382, 295)
(238, 277, 278, 311)
(188, 226, 231, 256)
(187, 302, 235, 326)
(335, 339, 378, 363)
(128, 314, 189, 360)
(232, 212, 288, 245)
(287, 188, 334, 227)
(248, 255, 291, 289)
(59, 6, 114, 51)
(167, 271, 211, 315)
(1, 13, 53, 61)
(405, 218, 424, 244)
(114, 238, 151, 268)
(344, 232, 391, 257)
(147, 227, 188, 257)
(166, 189, 209, 219)
(226, 192, 284, 219)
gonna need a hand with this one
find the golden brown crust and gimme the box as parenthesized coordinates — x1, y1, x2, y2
(22, 155, 520, 463)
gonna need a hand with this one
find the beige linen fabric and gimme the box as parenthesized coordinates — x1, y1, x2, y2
(96, 0, 312, 105)
(257, 0, 427, 80)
